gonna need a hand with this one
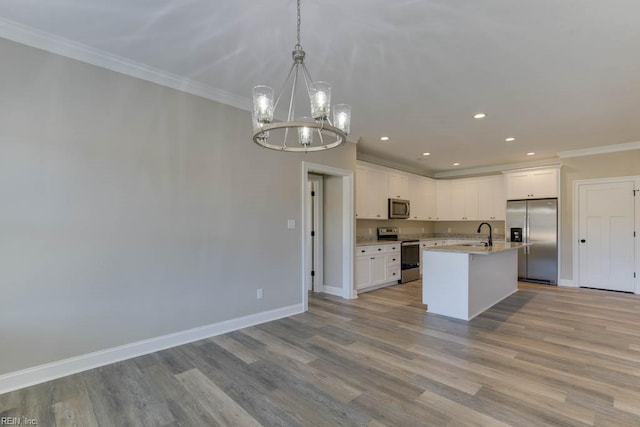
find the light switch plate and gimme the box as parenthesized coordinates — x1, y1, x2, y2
(287, 219, 295, 229)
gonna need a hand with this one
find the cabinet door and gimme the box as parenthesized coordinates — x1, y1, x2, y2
(505, 172, 531, 200)
(436, 181, 452, 220)
(492, 177, 506, 220)
(370, 168, 389, 219)
(370, 256, 387, 285)
(388, 172, 409, 200)
(530, 169, 558, 198)
(424, 179, 436, 220)
(355, 256, 371, 289)
(463, 180, 479, 220)
(478, 176, 506, 220)
(450, 180, 478, 220)
(408, 175, 427, 220)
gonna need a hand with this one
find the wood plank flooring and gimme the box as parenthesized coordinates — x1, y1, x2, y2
(2, 282, 640, 426)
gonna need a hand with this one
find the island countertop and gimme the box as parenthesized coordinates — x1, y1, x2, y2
(422, 242, 527, 255)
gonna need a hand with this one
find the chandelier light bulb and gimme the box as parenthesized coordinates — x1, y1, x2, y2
(333, 104, 351, 134)
(310, 81, 331, 120)
(298, 118, 314, 146)
(252, 86, 274, 124)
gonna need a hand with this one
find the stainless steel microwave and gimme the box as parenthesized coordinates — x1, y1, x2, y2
(388, 198, 410, 219)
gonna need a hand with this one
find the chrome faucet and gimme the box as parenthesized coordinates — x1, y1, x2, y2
(477, 222, 493, 247)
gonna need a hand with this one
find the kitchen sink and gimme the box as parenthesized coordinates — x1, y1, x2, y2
(460, 243, 488, 247)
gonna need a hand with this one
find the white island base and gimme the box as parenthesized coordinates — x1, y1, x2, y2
(422, 245, 519, 321)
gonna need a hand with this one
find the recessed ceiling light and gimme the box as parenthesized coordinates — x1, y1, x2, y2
(422, 152, 431, 156)
(473, 113, 487, 119)
(505, 137, 515, 142)
(453, 162, 460, 166)
(527, 152, 535, 156)
(380, 136, 389, 141)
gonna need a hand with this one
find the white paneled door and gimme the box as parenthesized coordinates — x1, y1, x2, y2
(578, 180, 636, 292)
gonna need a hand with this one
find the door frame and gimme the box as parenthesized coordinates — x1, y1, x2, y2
(573, 176, 640, 294)
(301, 161, 355, 312)
(305, 174, 324, 294)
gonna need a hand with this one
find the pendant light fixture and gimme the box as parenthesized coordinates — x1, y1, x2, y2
(251, 0, 351, 151)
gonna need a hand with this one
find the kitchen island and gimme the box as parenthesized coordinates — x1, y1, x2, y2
(422, 242, 525, 321)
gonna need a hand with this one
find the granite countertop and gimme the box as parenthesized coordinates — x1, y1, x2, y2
(422, 242, 527, 255)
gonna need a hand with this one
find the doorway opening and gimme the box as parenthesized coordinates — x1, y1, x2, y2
(302, 162, 355, 311)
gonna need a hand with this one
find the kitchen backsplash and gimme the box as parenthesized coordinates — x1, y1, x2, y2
(356, 219, 505, 241)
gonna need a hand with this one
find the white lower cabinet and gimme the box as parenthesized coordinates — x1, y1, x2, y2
(419, 240, 447, 275)
(356, 243, 401, 292)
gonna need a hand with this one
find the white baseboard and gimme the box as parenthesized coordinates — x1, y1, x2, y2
(558, 279, 577, 287)
(322, 285, 343, 297)
(0, 304, 303, 395)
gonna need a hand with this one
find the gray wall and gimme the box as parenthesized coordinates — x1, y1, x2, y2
(0, 38, 356, 375)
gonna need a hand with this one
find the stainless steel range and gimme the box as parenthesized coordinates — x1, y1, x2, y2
(377, 227, 420, 284)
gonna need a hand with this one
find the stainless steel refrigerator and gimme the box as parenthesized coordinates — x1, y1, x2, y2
(506, 198, 558, 284)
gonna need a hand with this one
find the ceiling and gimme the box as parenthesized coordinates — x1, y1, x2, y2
(1, 0, 640, 175)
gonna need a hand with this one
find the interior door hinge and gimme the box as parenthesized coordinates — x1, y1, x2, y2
(311, 231, 315, 237)
(311, 270, 315, 277)
(311, 190, 315, 197)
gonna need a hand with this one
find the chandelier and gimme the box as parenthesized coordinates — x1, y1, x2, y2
(251, 0, 351, 152)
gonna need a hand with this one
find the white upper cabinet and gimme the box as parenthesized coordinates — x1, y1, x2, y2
(424, 179, 437, 220)
(450, 179, 479, 221)
(356, 164, 388, 219)
(388, 171, 409, 200)
(504, 166, 560, 200)
(436, 180, 452, 220)
(477, 175, 506, 220)
(408, 175, 436, 220)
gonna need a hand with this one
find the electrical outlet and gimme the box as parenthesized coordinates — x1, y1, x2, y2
(447, 227, 451, 233)
(257, 288, 263, 300)
(421, 227, 424, 233)
(287, 219, 295, 229)
(368, 228, 372, 235)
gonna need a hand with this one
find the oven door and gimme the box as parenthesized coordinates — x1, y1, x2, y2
(401, 243, 419, 269)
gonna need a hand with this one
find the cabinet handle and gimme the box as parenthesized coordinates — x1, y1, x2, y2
(392, 258, 396, 261)
(377, 215, 381, 217)
(377, 248, 382, 251)
(392, 272, 396, 276)
(370, 257, 375, 260)
(360, 249, 365, 253)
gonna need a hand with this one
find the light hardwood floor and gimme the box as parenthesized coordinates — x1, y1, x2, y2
(2, 282, 640, 426)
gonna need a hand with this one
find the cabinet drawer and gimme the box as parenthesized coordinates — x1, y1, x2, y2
(357, 244, 400, 256)
(386, 253, 400, 267)
(357, 245, 373, 256)
(420, 240, 447, 248)
(381, 243, 400, 253)
(387, 267, 401, 281)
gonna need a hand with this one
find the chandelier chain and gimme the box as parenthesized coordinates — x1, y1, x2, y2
(296, 0, 301, 48)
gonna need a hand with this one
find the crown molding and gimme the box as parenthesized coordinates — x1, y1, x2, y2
(0, 18, 252, 113)
(558, 141, 640, 158)
(433, 158, 561, 179)
(357, 152, 432, 177)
